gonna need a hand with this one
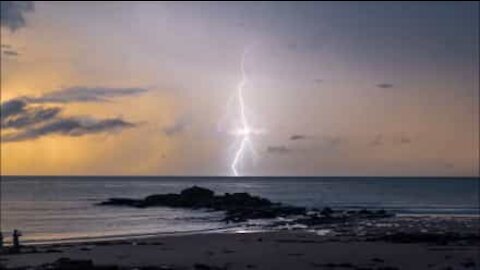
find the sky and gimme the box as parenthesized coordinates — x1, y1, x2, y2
(1, 1, 478, 176)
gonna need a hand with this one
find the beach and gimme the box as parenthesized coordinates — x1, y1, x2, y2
(2, 216, 479, 270)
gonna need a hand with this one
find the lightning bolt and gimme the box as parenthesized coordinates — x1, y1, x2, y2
(230, 48, 260, 176)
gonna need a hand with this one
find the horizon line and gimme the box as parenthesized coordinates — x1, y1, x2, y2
(1, 175, 478, 179)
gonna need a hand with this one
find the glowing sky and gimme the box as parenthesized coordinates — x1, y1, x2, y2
(1, 2, 478, 176)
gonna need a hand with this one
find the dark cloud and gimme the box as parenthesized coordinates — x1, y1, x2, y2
(163, 115, 191, 136)
(1, 99, 27, 118)
(0, 1, 34, 31)
(26, 87, 148, 103)
(1, 44, 20, 58)
(290, 134, 306, 140)
(400, 137, 411, 144)
(369, 134, 383, 147)
(1, 85, 145, 142)
(376, 83, 394, 89)
(1, 99, 60, 129)
(369, 134, 412, 146)
(267, 145, 291, 154)
(322, 136, 343, 146)
(3, 117, 135, 143)
(2, 49, 19, 56)
(2, 106, 61, 129)
(314, 79, 323, 84)
(443, 162, 454, 169)
(396, 134, 412, 145)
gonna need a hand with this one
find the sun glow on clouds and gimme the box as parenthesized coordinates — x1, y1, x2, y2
(1, 92, 181, 175)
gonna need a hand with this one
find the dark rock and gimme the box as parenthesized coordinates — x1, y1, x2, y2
(359, 209, 372, 215)
(181, 186, 214, 199)
(194, 263, 227, 270)
(371, 232, 480, 245)
(293, 215, 348, 226)
(44, 248, 62, 253)
(97, 187, 395, 224)
(320, 207, 334, 217)
(144, 194, 182, 207)
(97, 198, 144, 208)
(223, 205, 305, 223)
(283, 207, 395, 227)
(135, 267, 174, 270)
(34, 258, 120, 270)
(462, 261, 476, 268)
(53, 257, 94, 270)
(311, 262, 354, 268)
(98, 186, 304, 223)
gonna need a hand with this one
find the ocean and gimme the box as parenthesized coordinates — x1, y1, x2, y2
(1, 176, 478, 245)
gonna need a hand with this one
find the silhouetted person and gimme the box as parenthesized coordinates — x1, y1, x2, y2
(12, 229, 22, 252)
(0, 232, 3, 249)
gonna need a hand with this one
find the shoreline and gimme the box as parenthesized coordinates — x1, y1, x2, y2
(1, 215, 479, 269)
(2, 214, 478, 247)
(0, 224, 250, 247)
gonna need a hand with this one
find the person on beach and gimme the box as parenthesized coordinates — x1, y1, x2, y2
(12, 229, 22, 253)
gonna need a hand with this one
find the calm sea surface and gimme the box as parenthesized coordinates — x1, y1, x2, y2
(1, 176, 478, 244)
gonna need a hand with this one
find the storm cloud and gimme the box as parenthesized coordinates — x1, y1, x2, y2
(0, 1, 34, 31)
(1, 44, 20, 58)
(369, 134, 383, 147)
(163, 115, 191, 136)
(395, 134, 412, 145)
(26, 86, 148, 103)
(267, 145, 291, 154)
(3, 117, 135, 142)
(1, 99, 27, 118)
(290, 134, 306, 140)
(376, 83, 394, 89)
(1, 99, 61, 129)
(2, 49, 19, 57)
(368, 134, 412, 147)
(1, 86, 146, 142)
(322, 136, 343, 147)
(2, 106, 61, 129)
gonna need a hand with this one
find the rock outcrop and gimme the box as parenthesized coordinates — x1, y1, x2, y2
(98, 186, 306, 222)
